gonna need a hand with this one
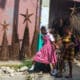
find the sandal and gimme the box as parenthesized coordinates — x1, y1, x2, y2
(65, 75, 72, 78)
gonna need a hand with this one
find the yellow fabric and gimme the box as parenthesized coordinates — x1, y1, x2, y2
(63, 36, 71, 43)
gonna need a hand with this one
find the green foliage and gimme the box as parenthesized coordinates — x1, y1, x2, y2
(21, 59, 32, 68)
(0, 59, 32, 70)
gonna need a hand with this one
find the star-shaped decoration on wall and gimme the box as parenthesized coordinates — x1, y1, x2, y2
(0, 21, 9, 31)
(20, 9, 33, 24)
(69, 3, 80, 15)
(70, 5, 76, 15)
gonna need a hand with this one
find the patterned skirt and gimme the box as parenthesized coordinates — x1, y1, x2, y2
(63, 47, 74, 62)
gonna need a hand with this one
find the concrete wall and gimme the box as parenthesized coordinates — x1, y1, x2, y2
(0, 0, 38, 46)
(0, 0, 14, 45)
(18, 0, 38, 46)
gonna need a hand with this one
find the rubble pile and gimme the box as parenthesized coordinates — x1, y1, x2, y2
(0, 66, 28, 76)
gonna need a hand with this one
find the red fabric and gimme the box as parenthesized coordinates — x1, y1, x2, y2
(33, 35, 57, 64)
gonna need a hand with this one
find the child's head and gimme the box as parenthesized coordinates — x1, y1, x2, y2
(68, 30, 72, 36)
(56, 35, 62, 45)
(66, 28, 73, 36)
(48, 27, 54, 34)
(41, 26, 47, 35)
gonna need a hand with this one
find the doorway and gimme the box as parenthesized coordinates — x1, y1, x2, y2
(49, 0, 80, 35)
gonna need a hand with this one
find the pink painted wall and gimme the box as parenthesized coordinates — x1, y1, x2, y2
(18, 0, 37, 46)
(0, 0, 14, 45)
(0, 0, 38, 46)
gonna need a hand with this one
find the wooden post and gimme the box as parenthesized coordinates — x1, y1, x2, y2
(11, 20, 20, 60)
(11, 0, 20, 60)
(31, 0, 42, 56)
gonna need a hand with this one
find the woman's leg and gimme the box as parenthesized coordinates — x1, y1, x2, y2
(29, 61, 36, 71)
(68, 61, 72, 77)
(55, 59, 63, 77)
(50, 63, 54, 71)
(50, 63, 58, 76)
(65, 61, 72, 78)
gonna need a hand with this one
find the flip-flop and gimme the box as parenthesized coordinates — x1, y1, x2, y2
(55, 74, 63, 78)
(65, 75, 72, 78)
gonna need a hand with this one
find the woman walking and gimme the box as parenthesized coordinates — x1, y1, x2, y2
(28, 26, 57, 74)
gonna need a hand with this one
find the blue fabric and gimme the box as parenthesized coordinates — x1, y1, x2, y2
(37, 33, 44, 51)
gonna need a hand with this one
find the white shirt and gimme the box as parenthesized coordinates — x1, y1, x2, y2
(47, 33, 55, 42)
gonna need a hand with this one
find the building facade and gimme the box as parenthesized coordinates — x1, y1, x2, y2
(0, 0, 80, 60)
